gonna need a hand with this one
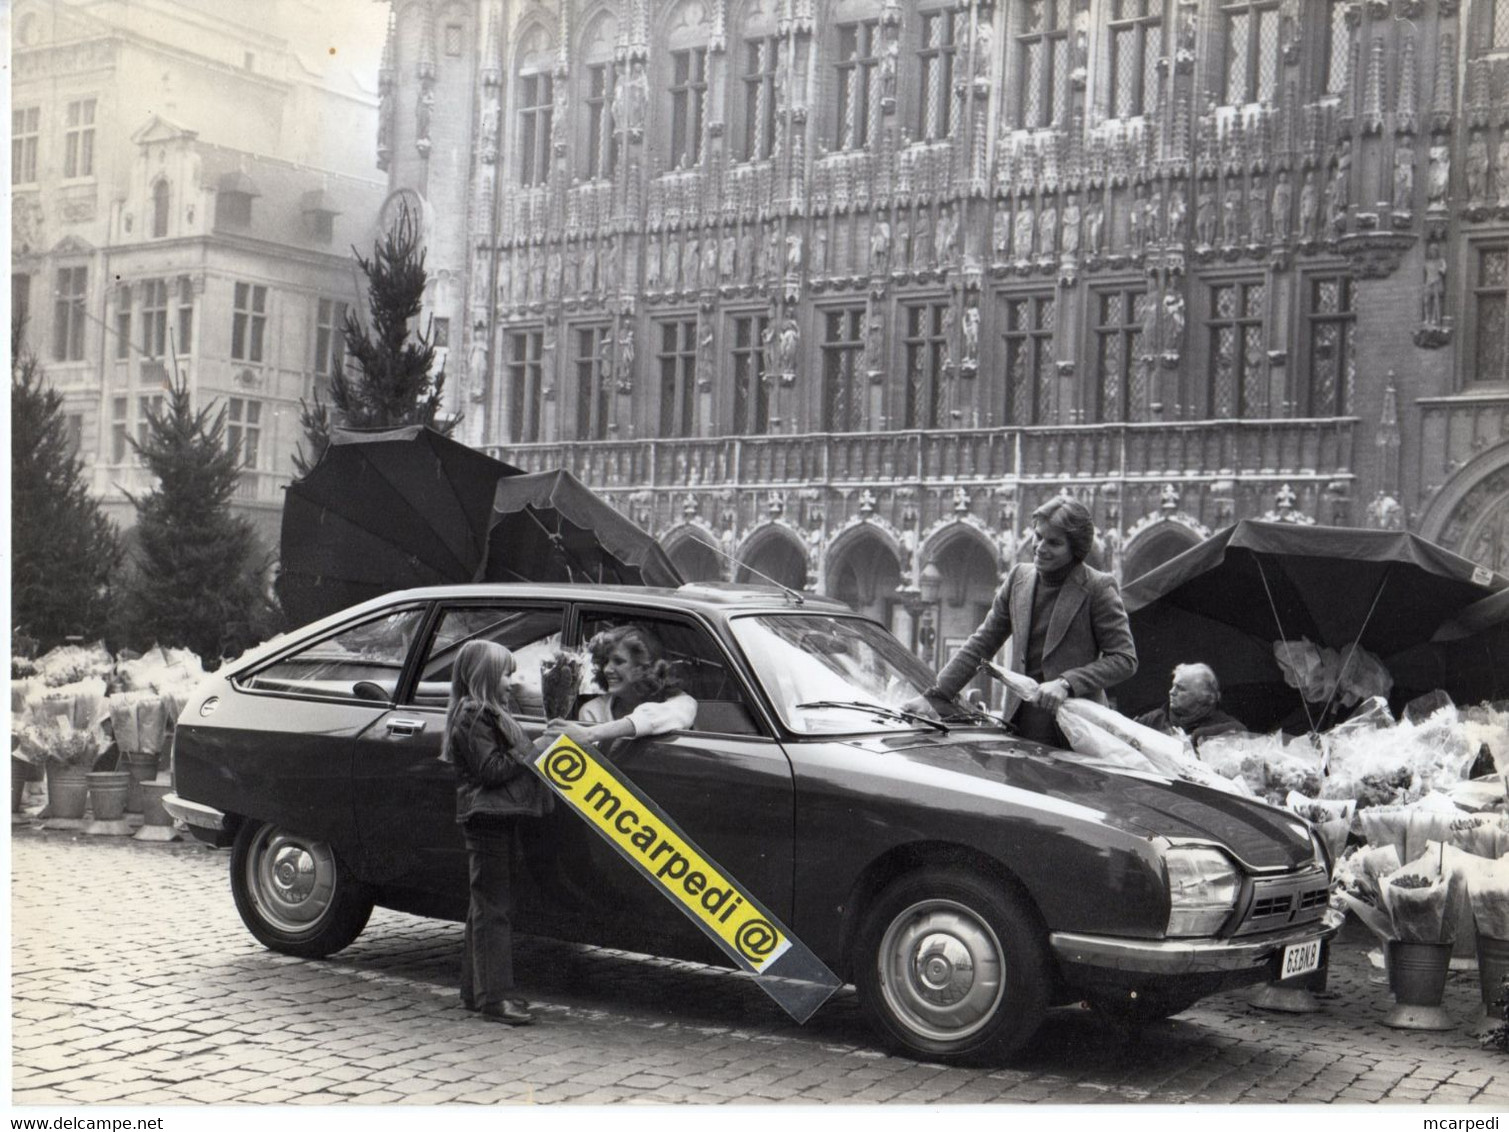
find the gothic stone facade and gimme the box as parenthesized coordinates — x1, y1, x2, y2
(379, 0, 1509, 672)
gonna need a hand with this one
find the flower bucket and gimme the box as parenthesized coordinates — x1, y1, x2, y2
(1383, 939, 1455, 1031)
(123, 751, 160, 814)
(46, 764, 89, 824)
(85, 770, 132, 834)
(1476, 933, 1509, 1035)
(133, 778, 180, 843)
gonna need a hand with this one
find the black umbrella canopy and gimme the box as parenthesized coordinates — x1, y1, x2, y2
(1118, 521, 1507, 730)
(278, 426, 524, 627)
(474, 470, 683, 588)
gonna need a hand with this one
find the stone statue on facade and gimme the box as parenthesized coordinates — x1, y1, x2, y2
(993, 203, 1011, 260)
(1061, 194, 1081, 256)
(935, 206, 958, 261)
(1393, 148, 1414, 214)
(618, 323, 635, 385)
(720, 232, 737, 282)
(683, 236, 700, 290)
(1427, 143, 1450, 211)
(1037, 198, 1057, 258)
(1467, 132, 1491, 203)
(603, 236, 621, 293)
(1222, 184, 1242, 245)
(962, 305, 979, 370)
(1086, 193, 1105, 255)
(547, 247, 562, 300)
(1195, 181, 1216, 246)
(786, 231, 804, 274)
(739, 227, 756, 283)
(1248, 176, 1267, 243)
(1422, 239, 1447, 327)
(1298, 169, 1319, 240)
(1496, 137, 1509, 210)
(778, 316, 800, 378)
(1014, 200, 1038, 262)
(645, 234, 663, 290)
(1129, 185, 1146, 252)
(871, 218, 892, 273)
(1161, 291, 1186, 359)
(1270, 170, 1292, 240)
(702, 236, 719, 288)
(1167, 187, 1186, 243)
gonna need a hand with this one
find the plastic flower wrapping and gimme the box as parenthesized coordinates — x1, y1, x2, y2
(1272, 638, 1393, 707)
(540, 650, 585, 723)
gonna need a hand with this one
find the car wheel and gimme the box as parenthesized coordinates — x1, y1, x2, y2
(230, 821, 373, 958)
(854, 867, 1051, 1064)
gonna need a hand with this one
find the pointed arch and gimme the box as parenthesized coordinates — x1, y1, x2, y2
(734, 522, 810, 591)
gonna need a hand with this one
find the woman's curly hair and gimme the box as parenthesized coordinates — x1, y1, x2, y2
(587, 624, 684, 702)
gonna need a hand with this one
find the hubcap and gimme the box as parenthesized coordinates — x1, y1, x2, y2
(246, 826, 338, 935)
(877, 899, 1005, 1043)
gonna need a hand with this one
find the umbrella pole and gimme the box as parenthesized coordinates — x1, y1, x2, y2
(1256, 557, 1323, 736)
(1314, 574, 1389, 727)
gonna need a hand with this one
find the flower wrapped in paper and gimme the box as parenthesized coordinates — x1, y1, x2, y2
(1463, 853, 1509, 941)
(1357, 794, 1466, 865)
(1199, 731, 1323, 804)
(1447, 813, 1509, 860)
(540, 650, 584, 722)
(1380, 873, 1453, 944)
(1289, 793, 1354, 860)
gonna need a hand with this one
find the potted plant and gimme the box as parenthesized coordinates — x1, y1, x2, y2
(23, 705, 106, 827)
(1378, 872, 1456, 1031)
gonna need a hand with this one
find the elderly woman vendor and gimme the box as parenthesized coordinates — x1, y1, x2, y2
(545, 624, 697, 746)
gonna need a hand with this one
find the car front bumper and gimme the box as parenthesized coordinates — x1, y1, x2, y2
(1049, 906, 1345, 978)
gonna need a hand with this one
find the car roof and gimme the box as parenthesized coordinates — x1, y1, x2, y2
(356, 581, 853, 616)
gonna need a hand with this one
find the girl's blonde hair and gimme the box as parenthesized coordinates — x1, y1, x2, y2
(441, 640, 516, 760)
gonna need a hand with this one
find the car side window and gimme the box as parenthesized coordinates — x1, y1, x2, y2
(579, 611, 762, 737)
(240, 608, 427, 702)
(411, 604, 566, 717)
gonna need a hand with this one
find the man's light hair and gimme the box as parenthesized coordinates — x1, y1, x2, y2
(1171, 662, 1220, 703)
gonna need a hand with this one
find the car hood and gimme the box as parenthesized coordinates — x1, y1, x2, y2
(845, 729, 1314, 871)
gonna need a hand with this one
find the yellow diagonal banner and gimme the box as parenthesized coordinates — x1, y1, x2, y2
(531, 734, 841, 1022)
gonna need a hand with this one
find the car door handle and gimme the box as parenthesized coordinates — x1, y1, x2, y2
(386, 718, 427, 737)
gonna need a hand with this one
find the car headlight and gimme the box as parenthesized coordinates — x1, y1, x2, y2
(1163, 845, 1241, 937)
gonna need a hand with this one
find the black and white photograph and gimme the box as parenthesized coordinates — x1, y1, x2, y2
(8, 0, 1509, 1124)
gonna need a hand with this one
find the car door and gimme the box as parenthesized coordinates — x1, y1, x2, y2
(349, 600, 568, 907)
(524, 605, 795, 962)
(225, 605, 431, 851)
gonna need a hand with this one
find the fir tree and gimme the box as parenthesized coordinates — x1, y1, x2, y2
(295, 201, 451, 474)
(11, 330, 122, 650)
(117, 374, 274, 665)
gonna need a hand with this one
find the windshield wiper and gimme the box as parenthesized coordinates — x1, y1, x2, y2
(794, 700, 949, 733)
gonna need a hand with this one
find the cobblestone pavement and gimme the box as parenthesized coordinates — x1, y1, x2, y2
(10, 822, 1509, 1107)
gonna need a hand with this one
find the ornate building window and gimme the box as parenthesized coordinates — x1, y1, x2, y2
(834, 18, 881, 151)
(517, 71, 554, 186)
(111, 397, 129, 463)
(1490, 0, 1509, 51)
(1303, 275, 1355, 415)
(1207, 279, 1266, 417)
(585, 62, 619, 179)
(227, 397, 262, 470)
(731, 313, 771, 434)
(1109, 0, 1163, 120)
(12, 106, 39, 184)
(1221, 1, 1280, 107)
(177, 278, 194, 355)
(1017, 0, 1070, 129)
(1473, 247, 1509, 384)
(13, 273, 30, 337)
(53, 266, 88, 363)
(508, 330, 544, 443)
(151, 180, 171, 238)
(741, 36, 779, 161)
(444, 24, 463, 56)
(822, 308, 865, 432)
(140, 279, 168, 359)
(136, 394, 163, 460)
(1000, 292, 1055, 424)
(315, 298, 347, 376)
(1323, 0, 1350, 95)
(917, 9, 958, 141)
(1092, 287, 1151, 422)
(116, 286, 132, 361)
(63, 98, 96, 178)
(669, 48, 708, 167)
(575, 325, 612, 440)
(903, 302, 949, 429)
(658, 318, 698, 436)
(231, 282, 267, 363)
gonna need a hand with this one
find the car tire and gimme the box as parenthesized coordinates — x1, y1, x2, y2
(230, 820, 373, 958)
(854, 867, 1051, 1065)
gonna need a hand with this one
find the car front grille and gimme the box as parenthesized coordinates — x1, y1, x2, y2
(1231, 867, 1330, 937)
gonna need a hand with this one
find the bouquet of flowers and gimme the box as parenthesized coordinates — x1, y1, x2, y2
(540, 650, 584, 722)
(1381, 872, 1453, 944)
(1288, 793, 1354, 860)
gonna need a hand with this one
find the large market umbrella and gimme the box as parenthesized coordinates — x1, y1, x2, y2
(474, 470, 683, 588)
(279, 425, 525, 626)
(1119, 521, 1508, 732)
(1385, 588, 1509, 706)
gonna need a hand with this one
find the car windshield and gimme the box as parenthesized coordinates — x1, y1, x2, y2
(730, 613, 984, 735)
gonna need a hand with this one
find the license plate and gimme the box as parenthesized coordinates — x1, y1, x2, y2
(1280, 939, 1321, 980)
